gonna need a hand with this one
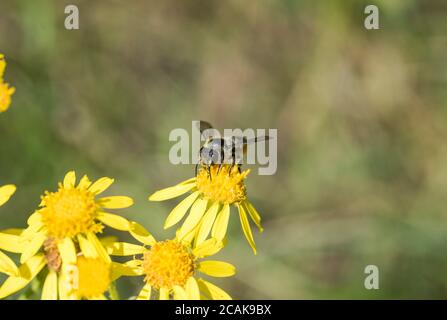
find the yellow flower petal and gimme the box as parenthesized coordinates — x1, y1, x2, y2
(97, 212, 130, 231)
(0, 254, 46, 299)
(177, 198, 208, 240)
(0, 232, 25, 253)
(129, 221, 156, 246)
(243, 201, 263, 232)
(197, 261, 236, 277)
(27, 211, 42, 227)
(123, 259, 142, 269)
(90, 294, 107, 300)
(0, 228, 22, 235)
(149, 182, 195, 201)
(99, 236, 118, 246)
(86, 232, 111, 263)
(58, 272, 73, 300)
(197, 278, 232, 300)
(104, 242, 145, 256)
(185, 277, 200, 300)
(180, 177, 197, 185)
(20, 232, 46, 263)
(88, 177, 114, 195)
(164, 191, 200, 229)
(192, 238, 223, 258)
(137, 283, 152, 300)
(159, 287, 169, 300)
(211, 204, 230, 241)
(21, 218, 44, 240)
(173, 285, 188, 300)
(99, 196, 134, 209)
(0, 250, 18, 276)
(0, 184, 16, 207)
(178, 224, 199, 244)
(77, 234, 98, 258)
(78, 175, 92, 189)
(57, 237, 77, 264)
(41, 271, 58, 300)
(238, 204, 257, 255)
(63, 171, 76, 189)
(196, 202, 219, 246)
(111, 262, 142, 281)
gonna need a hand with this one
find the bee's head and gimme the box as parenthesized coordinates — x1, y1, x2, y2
(200, 139, 224, 165)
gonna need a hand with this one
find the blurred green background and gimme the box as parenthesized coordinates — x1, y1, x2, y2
(1, 0, 447, 299)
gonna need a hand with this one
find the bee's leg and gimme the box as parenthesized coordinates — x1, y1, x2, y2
(207, 165, 212, 181)
(229, 146, 237, 176)
(229, 160, 235, 176)
(217, 163, 223, 175)
(195, 163, 199, 177)
(237, 164, 242, 173)
(228, 152, 236, 176)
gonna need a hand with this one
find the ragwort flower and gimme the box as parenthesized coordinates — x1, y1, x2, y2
(149, 165, 263, 254)
(0, 171, 141, 299)
(104, 232, 235, 300)
(0, 185, 19, 277)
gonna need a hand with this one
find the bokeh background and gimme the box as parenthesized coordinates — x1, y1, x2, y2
(1, 0, 447, 299)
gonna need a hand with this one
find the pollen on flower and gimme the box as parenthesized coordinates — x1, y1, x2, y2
(143, 240, 195, 290)
(74, 257, 111, 299)
(196, 165, 249, 204)
(40, 184, 102, 238)
(44, 237, 62, 272)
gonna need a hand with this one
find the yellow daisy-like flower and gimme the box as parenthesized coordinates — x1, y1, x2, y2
(23, 170, 135, 261)
(104, 232, 235, 300)
(149, 165, 263, 254)
(0, 185, 19, 277)
(0, 54, 15, 113)
(0, 171, 143, 299)
(0, 235, 140, 300)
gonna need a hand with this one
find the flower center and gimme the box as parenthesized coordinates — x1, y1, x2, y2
(40, 185, 101, 238)
(196, 165, 249, 204)
(143, 240, 195, 290)
(73, 257, 111, 299)
(43, 237, 62, 272)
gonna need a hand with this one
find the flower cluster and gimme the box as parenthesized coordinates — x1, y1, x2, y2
(0, 54, 265, 300)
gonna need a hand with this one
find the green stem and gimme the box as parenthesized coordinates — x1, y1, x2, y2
(109, 282, 120, 300)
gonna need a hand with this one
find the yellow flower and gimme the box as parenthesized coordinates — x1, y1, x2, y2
(0, 171, 141, 299)
(149, 165, 263, 254)
(104, 232, 235, 300)
(0, 185, 19, 277)
(0, 235, 141, 300)
(0, 54, 15, 113)
(58, 256, 112, 300)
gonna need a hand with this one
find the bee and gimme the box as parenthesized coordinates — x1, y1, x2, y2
(195, 120, 270, 178)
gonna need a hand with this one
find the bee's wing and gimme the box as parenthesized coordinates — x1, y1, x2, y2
(244, 136, 271, 144)
(195, 120, 214, 135)
(230, 136, 246, 149)
(229, 136, 271, 148)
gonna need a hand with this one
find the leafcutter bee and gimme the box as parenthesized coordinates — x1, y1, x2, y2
(195, 120, 270, 178)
